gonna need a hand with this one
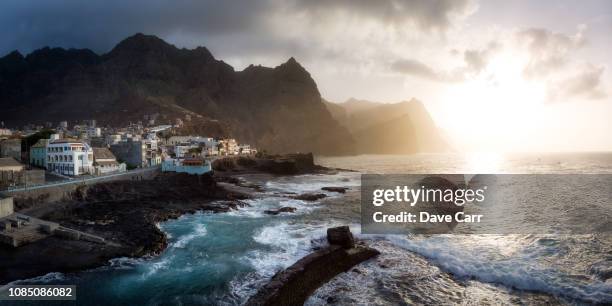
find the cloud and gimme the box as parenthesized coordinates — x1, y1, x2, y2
(391, 41, 499, 82)
(390, 59, 442, 81)
(0, 0, 477, 58)
(516, 26, 587, 78)
(463, 41, 500, 74)
(0, 0, 272, 55)
(515, 26, 608, 102)
(290, 0, 477, 32)
(547, 64, 607, 102)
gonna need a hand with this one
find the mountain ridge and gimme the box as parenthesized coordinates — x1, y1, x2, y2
(0, 33, 355, 155)
(1, 33, 446, 155)
(323, 98, 449, 153)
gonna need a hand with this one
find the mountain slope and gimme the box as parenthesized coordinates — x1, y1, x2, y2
(0, 33, 354, 155)
(324, 98, 448, 153)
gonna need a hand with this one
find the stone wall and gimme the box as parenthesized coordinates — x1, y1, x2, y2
(3, 167, 160, 210)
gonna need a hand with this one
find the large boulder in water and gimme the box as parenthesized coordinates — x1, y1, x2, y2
(293, 193, 327, 201)
(264, 207, 297, 215)
(327, 226, 354, 249)
(321, 187, 348, 193)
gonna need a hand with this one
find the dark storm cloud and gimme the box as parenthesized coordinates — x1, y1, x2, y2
(0, 0, 476, 57)
(0, 0, 271, 55)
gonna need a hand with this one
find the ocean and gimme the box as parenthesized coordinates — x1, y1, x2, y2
(6, 153, 612, 305)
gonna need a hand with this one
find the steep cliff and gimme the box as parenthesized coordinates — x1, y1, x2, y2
(324, 98, 448, 153)
(0, 34, 354, 155)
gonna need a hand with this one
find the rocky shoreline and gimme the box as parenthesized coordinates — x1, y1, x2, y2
(0, 153, 335, 285)
(0, 172, 249, 284)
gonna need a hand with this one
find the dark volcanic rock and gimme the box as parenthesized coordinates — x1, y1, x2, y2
(0, 173, 248, 285)
(264, 207, 297, 215)
(213, 153, 331, 175)
(245, 227, 379, 306)
(321, 187, 349, 193)
(293, 193, 327, 202)
(589, 260, 612, 281)
(327, 226, 354, 249)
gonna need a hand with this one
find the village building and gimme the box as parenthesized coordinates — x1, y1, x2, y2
(46, 139, 94, 176)
(29, 133, 59, 169)
(0, 128, 12, 137)
(162, 157, 212, 175)
(0, 157, 24, 189)
(219, 138, 239, 155)
(110, 139, 146, 169)
(92, 147, 125, 175)
(110, 137, 160, 169)
(29, 139, 49, 168)
(0, 138, 22, 161)
(0, 157, 45, 189)
(105, 134, 122, 146)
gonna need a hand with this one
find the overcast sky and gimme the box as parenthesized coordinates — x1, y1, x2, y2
(1, 0, 611, 152)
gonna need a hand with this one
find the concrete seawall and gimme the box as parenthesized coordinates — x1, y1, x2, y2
(1, 166, 160, 209)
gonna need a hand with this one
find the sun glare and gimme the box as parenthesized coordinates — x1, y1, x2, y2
(439, 51, 548, 152)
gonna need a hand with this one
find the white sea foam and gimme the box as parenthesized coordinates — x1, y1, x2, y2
(264, 172, 359, 194)
(386, 235, 612, 303)
(225, 197, 321, 218)
(6, 272, 66, 286)
(107, 257, 144, 270)
(171, 224, 207, 249)
(141, 255, 174, 279)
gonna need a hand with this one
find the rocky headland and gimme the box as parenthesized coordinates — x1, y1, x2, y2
(0, 172, 247, 284)
(0, 153, 341, 285)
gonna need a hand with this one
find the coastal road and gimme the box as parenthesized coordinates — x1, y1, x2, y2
(2, 166, 161, 193)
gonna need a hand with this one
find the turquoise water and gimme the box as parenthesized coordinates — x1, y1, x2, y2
(6, 153, 612, 305)
(6, 171, 361, 306)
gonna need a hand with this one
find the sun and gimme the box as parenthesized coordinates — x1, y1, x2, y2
(438, 51, 548, 152)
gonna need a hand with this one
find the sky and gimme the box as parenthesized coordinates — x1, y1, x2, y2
(1, 0, 611, 152)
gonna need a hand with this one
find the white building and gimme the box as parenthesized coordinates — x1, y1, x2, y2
(174, 144, 199, 159)
(86, 127, 101, 138)
(46, 140, 94, 176)
(165, 136, 219, 156)
(219, 138, 238, 155)
(239, 145, 252, 155)
(0, 129, 12, 137)
(148, 125, 172, 133)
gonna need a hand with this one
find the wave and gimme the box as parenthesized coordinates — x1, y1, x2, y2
(386, 235, 612, 304)
(264, 172, 359, 194)
(171, 224, 207, 249)
(140, 255, 174, 279)
(105, 257, 144, 270)
(225, 197, 322, 218)
(3, 272, 67, 290)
